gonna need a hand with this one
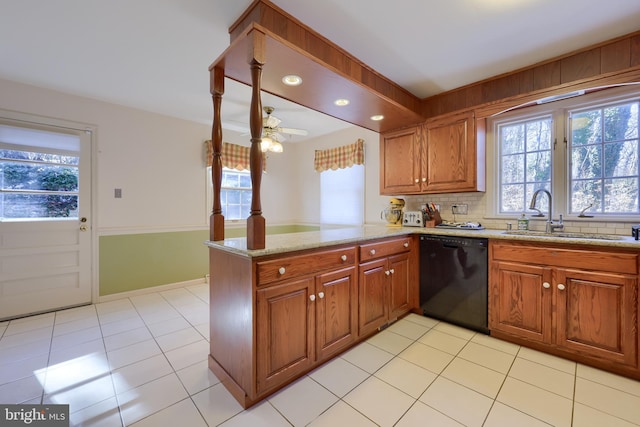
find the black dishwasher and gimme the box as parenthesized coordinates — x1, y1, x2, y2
(419, 235, 489, 334)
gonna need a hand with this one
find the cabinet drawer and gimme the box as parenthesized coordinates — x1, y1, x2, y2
(359, 236, 412, 262)
(491, 242, 639, 275)
(257, 246, 356, 286)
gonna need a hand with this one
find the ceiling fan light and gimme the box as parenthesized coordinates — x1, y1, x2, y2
(282, 75, 302, 86)
(270, 141, 284, 152)
(261, 137, 273, 152)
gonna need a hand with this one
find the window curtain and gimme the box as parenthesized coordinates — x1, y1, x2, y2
(205, 140, 265, 171)
(314, 139, 364, 172)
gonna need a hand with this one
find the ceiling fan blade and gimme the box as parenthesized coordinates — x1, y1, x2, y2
(275, 127, 308, 136)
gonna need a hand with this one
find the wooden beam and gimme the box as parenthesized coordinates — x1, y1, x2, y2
(210, 67, 225, 241)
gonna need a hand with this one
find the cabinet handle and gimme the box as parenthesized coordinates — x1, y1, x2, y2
(318, 292, 324, 299)
(370, 249, 376, 255)
(341, 255, 347, 261)
(385, 270, 390, 276)
(278, 267, 286, 275)
(557, 284, 566, 291)
(389, 269, 395, 274)
(543, 282, 550, 289)
(403, 242, 409, 248)
(309, 294, 316, 301)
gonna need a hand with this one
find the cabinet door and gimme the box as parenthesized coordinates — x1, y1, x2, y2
(424, 111, 481, 193)
(359, 258, 389, 336)
(388, 252, 411, 319)
(380, 127, 422, 195)
(556, 269, 638, 368)
(256, 277, 314, 394)
(316, 266, 358, 361)
(489, 261, 552, 343)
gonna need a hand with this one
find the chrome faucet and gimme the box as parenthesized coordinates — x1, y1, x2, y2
(529, 189, 564, 233)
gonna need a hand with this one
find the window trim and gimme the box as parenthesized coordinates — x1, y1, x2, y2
(486, 85, 640, 222)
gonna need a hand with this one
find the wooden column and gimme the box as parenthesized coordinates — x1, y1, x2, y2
(247, 30, 266, 249)
(210, 66, 225, 241)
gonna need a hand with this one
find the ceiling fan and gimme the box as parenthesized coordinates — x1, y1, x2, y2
(260, 106, 308, 153)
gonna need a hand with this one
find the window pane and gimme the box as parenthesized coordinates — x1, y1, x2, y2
(239, 174, 252, 188)
(217, 169, 252, 221)
(501, 154, 524, 184)
(572, 110, 602, 145)
(572, 179, 602, 213)
(605, 178, 638, 213)
(501, 184, 525, 212)
(525, 120, 551, 151)
(604, 103, 637, 141)
(1, 193, 78, 218)
(501, 124, 524, 155)
(605, 140, 638, 177)
(526, 151, 551, 182)
(572, 145, 602, 179)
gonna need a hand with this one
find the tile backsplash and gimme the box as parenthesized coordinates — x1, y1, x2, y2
(405, 192, 638, 236)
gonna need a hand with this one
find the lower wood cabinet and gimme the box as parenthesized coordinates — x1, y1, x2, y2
(358, 237, 415, 336)
(209, 236, 417, 408)
(256, 266, 357, 394)
(490, 240, 639, 377)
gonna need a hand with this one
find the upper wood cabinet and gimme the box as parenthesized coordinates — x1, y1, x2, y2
(380, 110, 486, 195)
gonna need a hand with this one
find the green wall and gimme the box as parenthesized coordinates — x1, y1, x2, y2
(98, 224, 319, 296)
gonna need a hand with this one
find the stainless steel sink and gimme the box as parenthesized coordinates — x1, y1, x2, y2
(503, 230, 623, 241)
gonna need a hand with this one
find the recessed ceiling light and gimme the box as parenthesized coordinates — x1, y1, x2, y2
(370, 115, 384, 121)
(282, 75, 302, 86)
(334, 99, 350, 106)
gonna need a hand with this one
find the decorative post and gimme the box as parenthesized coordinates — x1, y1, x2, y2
(247, 30, 266, 249)
(210, 66, 225, 241)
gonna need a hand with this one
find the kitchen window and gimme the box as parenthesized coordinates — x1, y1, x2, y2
(488, 86, 640, 220)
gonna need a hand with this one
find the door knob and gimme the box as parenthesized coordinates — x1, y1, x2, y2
(80, 225, 88, 232)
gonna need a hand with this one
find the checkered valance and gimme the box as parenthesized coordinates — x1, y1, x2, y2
(205, 140, 265, 171)
(314, 139, 365, 172)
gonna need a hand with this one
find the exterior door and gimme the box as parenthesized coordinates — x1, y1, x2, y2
(0, 117, 92, 320)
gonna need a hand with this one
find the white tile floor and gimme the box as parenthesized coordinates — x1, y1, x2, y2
(1, 283, 639, 426)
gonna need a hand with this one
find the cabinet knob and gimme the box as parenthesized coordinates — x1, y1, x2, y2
(557, 283, 566, 291)
(385, 270, 390, 276)
(403, 242, 409, 248)
(543, 282, 551, 289)
(370, 249, 376, 255)
(318, 292, 325, 299)
(341, 255, 347, 261)
(389, 269, 395, 274)
(415, 178, 419, 183)
(278, 267, 286, 275)
(309, 294, 316, 301)
(422, 178, 427, 182)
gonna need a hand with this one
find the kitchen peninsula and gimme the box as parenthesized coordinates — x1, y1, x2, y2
(207, 225, 640, 408)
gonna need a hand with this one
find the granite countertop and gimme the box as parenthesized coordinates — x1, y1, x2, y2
(205, 225, 640, 257)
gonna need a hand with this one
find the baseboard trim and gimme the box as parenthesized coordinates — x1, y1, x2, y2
(97, 278, 207, 303)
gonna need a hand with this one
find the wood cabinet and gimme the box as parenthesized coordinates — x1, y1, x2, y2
(358, 236, 416, 336)
(209, 235, 418, 408)
(490, 241, 639, 376)
(256, 265, 357, 394)
(380, 110, 485, 195)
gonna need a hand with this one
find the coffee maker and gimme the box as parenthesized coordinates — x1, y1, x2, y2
(381, 198, 405, 226)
